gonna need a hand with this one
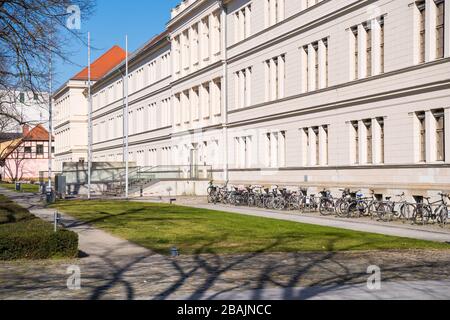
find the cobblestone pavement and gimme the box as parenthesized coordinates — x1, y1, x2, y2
(1, 250, 450, 300)
(1, 189, 450, 300)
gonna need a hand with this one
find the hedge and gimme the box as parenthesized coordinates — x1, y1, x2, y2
(0, 195, 78, 260)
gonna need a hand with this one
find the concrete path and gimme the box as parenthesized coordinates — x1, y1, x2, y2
(181, 203, 450, 243)
(2, 188, 450, 300)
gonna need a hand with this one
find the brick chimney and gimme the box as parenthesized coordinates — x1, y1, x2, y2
(22, 124, 30, 137)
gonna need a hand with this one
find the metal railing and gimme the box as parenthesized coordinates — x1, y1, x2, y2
(40, 164, 213, 196)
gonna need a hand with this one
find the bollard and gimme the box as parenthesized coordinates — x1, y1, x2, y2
(54, 211, 61, 232)
(171, 247, 179, 257)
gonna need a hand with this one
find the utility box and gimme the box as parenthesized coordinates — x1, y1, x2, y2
(55, 175, 66, 198)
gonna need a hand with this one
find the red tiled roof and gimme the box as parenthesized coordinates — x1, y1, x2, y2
(23, 124, 53, 141)
(71, 46, 126, 81)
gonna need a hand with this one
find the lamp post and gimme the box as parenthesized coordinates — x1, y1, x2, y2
(47, 41, 53, 201)
(124, 35, 129, 199)
(87, 32, 92, 199)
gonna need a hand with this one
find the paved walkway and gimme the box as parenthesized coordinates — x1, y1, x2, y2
(1, 189, 450, 300)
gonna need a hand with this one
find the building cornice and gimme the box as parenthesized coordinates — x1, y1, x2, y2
(170, 60, 223, 87)
(92, 133, 172, 153)
(168, 0, 207, 29)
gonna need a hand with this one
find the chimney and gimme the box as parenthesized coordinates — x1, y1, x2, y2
(22, 125, 30, 136)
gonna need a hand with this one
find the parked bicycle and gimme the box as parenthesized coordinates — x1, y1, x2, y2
(206, 183, 449, 228)
(413, 193, 449, 227)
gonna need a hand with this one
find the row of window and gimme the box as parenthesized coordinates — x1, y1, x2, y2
(173, 78, 222, 127)
(235, 131, 287, 168)
(95, 140, 221, 168)
(264, 54, 286, 102)
(350, 17, 385, 80)
(54, 95, 70, 123)
(231, 1, 446, 110)
(349, 118, 385, 165)
(233, 109, 446, 169)
(300, 125, 329, 166)
(55, 128, 71, 153)
(264, 0, 285, 28)
(19, 142, 53, 158)
(92, 97, 171, 143)
(300, 38, 329, 93)
(415, 109, 446, 162)
(172, 10, 221, 79)
(417, 0, 445, 63)
(234, 3, 252, 43)
(92, 52, 171, 111)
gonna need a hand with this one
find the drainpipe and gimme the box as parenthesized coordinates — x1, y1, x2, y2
(220, 0, 229, 182)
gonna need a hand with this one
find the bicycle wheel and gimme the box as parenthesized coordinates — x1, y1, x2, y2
(247, 194, 256, 207)
(376, 203, 391, 222)
(255, 196, 264, 208)
(287, 195, 300, 211)
(319, 199, 335, 216)
(436, 206, 448, 227)
(400, 203, 414, 221)
(273, 197, 286, 210)
(264, 196, 274, 209)
(413, 205, 431, 225)
(368, 201, 378, 219)
(346, 202, 359, 218)
(337, 201, 349, 217)
(334, 199, 343, 216)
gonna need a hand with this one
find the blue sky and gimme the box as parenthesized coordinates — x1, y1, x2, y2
(55, 0, 180, 88)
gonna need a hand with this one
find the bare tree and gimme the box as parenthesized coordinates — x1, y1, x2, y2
(3, 145, 27, 181)
(0, 0, 95, 127)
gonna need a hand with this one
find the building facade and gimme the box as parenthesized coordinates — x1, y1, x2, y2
(0, 125, 54, 181)
(65, 0, 450, 197)
(53, 46, 126, 171)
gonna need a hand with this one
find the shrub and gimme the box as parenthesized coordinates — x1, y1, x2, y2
(0, 195, 78, 260)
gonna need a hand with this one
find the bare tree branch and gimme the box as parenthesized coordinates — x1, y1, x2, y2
(0, 0, 95, 127)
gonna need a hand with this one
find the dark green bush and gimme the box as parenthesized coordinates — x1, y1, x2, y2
(0, 195, 78, 260)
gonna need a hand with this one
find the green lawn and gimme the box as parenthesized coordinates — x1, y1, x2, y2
(0, 183, 40, 193)
(50, 200, 450, 255)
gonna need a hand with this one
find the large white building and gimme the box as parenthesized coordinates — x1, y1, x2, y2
(55, 0, 450, 197)
(53, 46, 126, 171)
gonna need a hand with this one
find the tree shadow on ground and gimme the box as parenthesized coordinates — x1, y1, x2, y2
(1, 235, 450, 300)
(1, 188, 450, 300)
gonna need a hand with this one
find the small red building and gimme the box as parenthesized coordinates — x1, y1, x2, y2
(0, 125, 54, 182)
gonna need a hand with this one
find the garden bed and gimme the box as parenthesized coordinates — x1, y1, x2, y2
(0, 195, 78, 260)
